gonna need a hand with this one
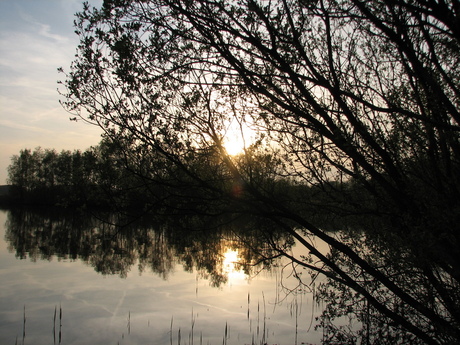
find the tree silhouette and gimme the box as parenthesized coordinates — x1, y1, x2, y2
(60, 0, 460, 343)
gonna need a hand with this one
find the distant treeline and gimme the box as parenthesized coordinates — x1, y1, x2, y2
(4, 139, 372, 231)
(4, 140, 156, 209)
(4, 139, 289, 213)
(4, 140, 293, 212)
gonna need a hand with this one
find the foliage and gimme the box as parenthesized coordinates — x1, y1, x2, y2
(6, 143, 136, 207)
(7, 147, 94, 206)
(58, 0, 460, 343)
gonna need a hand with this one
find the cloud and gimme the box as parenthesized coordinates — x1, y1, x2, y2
(19, 12, 70, 43)
(0, 2, 81, 125)
(38, 22, 70, 43)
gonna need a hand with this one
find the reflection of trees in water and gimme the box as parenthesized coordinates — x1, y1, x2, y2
(3, 208, 287, 284)
(5, 208, 94, 262)
(308, 227, 459, 345)
(6, 208, 458, 342)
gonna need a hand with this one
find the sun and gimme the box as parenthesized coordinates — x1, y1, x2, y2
(223, 137, 246, 156)
(222, 119, 256, 156)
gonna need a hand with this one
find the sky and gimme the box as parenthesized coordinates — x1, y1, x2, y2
(0, 0, 104, 184)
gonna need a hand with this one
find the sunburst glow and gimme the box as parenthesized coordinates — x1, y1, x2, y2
(222, 119, 257, 156)
(223, 136, 247, 156)
(222, 249, 246, 283)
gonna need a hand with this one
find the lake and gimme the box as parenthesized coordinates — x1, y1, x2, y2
(0, 208, 325, 345)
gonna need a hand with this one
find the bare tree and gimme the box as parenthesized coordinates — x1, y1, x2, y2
(60, 0, 460, 343)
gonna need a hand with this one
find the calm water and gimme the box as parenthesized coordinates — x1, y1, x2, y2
(0, 209, 324, 345)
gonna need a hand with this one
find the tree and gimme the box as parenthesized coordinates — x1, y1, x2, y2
(60, 0, 460, 343)
(7, 147, 103, 206)
(7, 149, 36, 192)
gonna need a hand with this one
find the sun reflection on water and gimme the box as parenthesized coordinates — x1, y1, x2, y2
(222, 249, 247, 284)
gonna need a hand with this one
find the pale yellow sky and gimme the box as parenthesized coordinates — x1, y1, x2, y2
(0, 0, 103, 184)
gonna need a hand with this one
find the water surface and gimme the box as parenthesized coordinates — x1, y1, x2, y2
(0, 209, 323, 345)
